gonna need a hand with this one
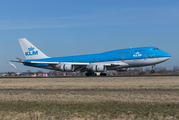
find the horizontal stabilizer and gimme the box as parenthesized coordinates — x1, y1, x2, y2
(9, 60, 24, 63)
(16, 57, 24, 62)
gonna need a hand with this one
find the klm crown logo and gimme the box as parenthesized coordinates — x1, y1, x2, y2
(25, 46, 38, 56)
(133, 52, 142, 57)
(28, 46, 34, 51)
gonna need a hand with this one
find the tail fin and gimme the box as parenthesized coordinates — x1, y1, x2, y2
(18, 38, 49, 60)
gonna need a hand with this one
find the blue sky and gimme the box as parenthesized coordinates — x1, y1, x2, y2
(0, 0, 179, 72)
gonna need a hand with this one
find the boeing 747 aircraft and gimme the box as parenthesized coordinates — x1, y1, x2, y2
(12, 38, 171, 76)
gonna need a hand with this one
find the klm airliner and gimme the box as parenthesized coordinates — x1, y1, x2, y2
(12, 38, 171, 76)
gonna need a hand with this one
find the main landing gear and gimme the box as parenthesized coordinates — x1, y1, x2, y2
(85, 71, 96, 76)
(85, 71, 107, 76)
(151, 65, 155, 73)
(100, 73, 107, 76)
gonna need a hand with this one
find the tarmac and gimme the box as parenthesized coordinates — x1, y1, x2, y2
(0, 74, 179, 78)
(0, 90, 179, 93)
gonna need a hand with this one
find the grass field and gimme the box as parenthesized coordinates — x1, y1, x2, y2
(0, 76, 179, 120)
(0, 76, 179, 90)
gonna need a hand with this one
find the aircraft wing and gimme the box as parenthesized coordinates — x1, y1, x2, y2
(11, 59, 128, 71)
(10, 60, 89, 65)
(11, 60, 127, 66)
(89, 62, 128, 66)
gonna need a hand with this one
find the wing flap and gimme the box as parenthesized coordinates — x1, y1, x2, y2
(90, 62, 128, 66)
(111, 62, 128, 66)
(29, 61, 89, 66)
(11, 60, 89, 66)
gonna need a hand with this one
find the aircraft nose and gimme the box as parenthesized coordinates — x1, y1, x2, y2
(165, 52, 171, 58)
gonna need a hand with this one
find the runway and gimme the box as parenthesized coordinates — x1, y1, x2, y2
(1, 90, 179, 93)
(1, 74, 179, 78)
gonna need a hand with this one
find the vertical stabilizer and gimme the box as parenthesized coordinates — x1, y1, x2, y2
(18, 38, 49, 60)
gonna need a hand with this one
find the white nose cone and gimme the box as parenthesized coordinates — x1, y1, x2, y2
(157, 57, 171, 63)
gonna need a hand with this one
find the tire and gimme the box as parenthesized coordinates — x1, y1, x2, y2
(85, 73, 90, 76)
(100, 73, 107, 76)
(151, 70, 155, 73)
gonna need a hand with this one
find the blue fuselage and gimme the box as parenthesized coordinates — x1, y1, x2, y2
(25, 47, 170, 62)
(24, 46, 171, 68)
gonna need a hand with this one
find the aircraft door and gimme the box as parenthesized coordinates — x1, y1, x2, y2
(150, 54, 156, 58)
(94, 58, 98, 62)
(122, 56, 125, 61)
(143, 54, 147, 61)
(143, 54, 147, 58)
(130, 48, 134, 54)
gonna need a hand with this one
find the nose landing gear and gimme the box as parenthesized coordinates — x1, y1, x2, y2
(151, 65, 155, 73)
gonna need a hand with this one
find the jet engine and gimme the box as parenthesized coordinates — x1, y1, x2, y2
(92, 65, 106, 72)
(57, 64, 75, 72)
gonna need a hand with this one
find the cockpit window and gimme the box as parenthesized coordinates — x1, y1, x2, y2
(154, 48, 159, 50)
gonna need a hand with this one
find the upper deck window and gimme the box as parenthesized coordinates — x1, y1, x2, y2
(117, 51, 130, 53)
(134, 50, 145, 52)
(154, 48, 160, 50)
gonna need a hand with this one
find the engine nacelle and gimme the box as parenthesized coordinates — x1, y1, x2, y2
(92, 65, 106, 72)
(60, 64, 75, 72)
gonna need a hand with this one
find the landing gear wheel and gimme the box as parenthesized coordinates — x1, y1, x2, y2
(151, 70, 155, 73)
(86, 71, 96, 76)
(93, 73, 97, 76)
(151, 65, 155, 73)
(100, 73, 107, 76)
(85, 73, 90, 76)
